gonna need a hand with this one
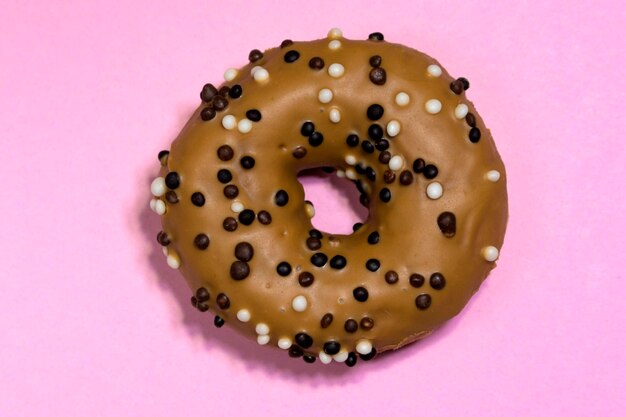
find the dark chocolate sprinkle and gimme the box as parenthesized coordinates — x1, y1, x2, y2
(320, 313, 334, 328)
(245, 109, 262, 122)
(280, 39, 293, 48)
(194, 233, 210, 250)
(412, 158, 425, 173)
(223, 217, 238, 232)
(306, 237, 322, 251)
(365, 166, 377, 181)
(200, 107, 216, 121)
(330, 255, 347, 269)
(459, 77, 470, 90)
(303, 354, 316, 364)
(308, 56, 325, 70)
(469, 127, 481, 143)
(321, 166, 335, 173)
(194, 300, 209, 312)
(399, 170, 414, 185)
(238, 209, 255, 226)
(374, 139, 389, 151)
(359, 194, 370, 207)
(355, 164, 366, 175)
(379, 187, 391, 202)
(276, 261, 292, 276)
(409, 273, 425, 288)
(295, 332, 313, 349)
(309, 229, 323, 239)
(368, 124, 384, 141)
(234, 242, 254, 262)
(240, 156, 255, 169)
(311, 252, 328, 267)
(217, 145, 234, 161)
(361, 140, 375, 154)
(274, 190, 289, 206)
(369, 55, 382, 67)
(218, 86, 230, 96)
(323, 341, 341, 355)
(346, 134, 360, 147)
(230, 261, 250, 280)
(196, 287, 210, 302)
(308, 131, 324, 147)
(369, 67, 386, 85)
(200, 83, 218, 102)
(415, 294, 432, 310)
(284, 50, 300, 63)
(257, 210, 272, 225)
(352, 222, 363, 232)
(366, 258, 380, 272)
(360, 317, 374, 330)
(450, 79, 464, 95)
(359, 348, 377, 361)
(367, 232, 380, 244)
(300, 121, 315, 136)
(165, 191, 178, 204)
(212, 95, 228, 111)
(156, 231, 170, 246)
(191, 192, 205, 207)
(368, 32, 384, 41)
(158, 150, 169, 166)
(228, 84, 242, 99)
(248, 49, 263, 62)
(214, 315, 225, 327)
(385, 270, 399, 284)
(216, 293, 230, 309)
(344, 319, 358, 333)
(465, 113, 477, 127)
(298, 271, 315, 287)
(383, 170, 396, 184)
(423, 164, 438, 179)
(217, 169, 232, 184)
(353, 287, 369, 302)
(292, 146, 307, 159)
(223, 185, 239, 199)
(437, 212, 456, 237)
(367, 104, 384, 121)
(345, 352, 358, 367)
(288, 345, 303, 358)
(165, 172, 180, 189)
(379, 151, 391, 164)
(430, 273, 446, 290)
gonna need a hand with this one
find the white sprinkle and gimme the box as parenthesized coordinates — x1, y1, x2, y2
(149, 198, 157, 212)
(427, 64, 442, 77)
(161, 246, 168, 256)
(425, 99, 442, 114)
(362, 182, 371, 194)
(388, 155, 404, 171)
(333, 351, 349, 362)
(221, 115, 236, 130)
(345, 168, 357, 180)
(257, 335, 270, 345)
(255, 323, 270, 335)
(328, 63, 345, 78)
(305, 202, 315, 218)
(328, 40, 342, 50)
(253, 67, 269, 83)
(237, 118, 252, 133)
(154, 199, 166, 215)
(329, 108, 341, 123)
(395, 92, 410, 106)
(486, 170, 501, 182)
(356, 339, 373, 355)
(236, 309, 251, 322)
(345, 155, 357, 165)
(166, 253, 180, 269)
(387, 120, 401, 137)
(454, 103, 469, 119)
(224, 68, 238, 81)
(336, 170, 346, 178)
(318, 352, 333, 364)
(483, 246, 500, 262)
(250, 66, 262, 75)
(318, 88, 333, 103)
(150, 177, 166, 197)
(278, 338, 292, 350)
(426, 182, 443, 200)
(327, 27, 343, 39)
(291, 295, 308, 312)
(230, 201, 244, 213)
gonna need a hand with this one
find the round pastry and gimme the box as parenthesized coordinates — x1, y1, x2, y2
(149, 29, 508, 366)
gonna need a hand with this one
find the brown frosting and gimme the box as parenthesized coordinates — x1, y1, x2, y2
(149, 29, 508, 366)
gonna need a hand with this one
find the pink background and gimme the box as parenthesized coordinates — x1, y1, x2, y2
(2, 1, 624, 416)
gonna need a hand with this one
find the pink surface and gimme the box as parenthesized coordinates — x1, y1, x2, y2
(1, 1, 624, 416)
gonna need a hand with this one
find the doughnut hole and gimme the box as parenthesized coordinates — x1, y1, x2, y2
(297, 167, 369, 235)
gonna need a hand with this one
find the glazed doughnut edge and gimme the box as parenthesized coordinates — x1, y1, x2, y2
(148, 28, 508, 367)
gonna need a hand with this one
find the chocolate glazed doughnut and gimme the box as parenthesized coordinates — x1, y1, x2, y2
(149, 29, 508, 366)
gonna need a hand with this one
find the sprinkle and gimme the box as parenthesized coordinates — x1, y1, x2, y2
(224, 68, 238, 81)
(245, 109, 261, 122)
(328, 40, 342, 50)
(217, 145, 234, 161)
(329, 108, 341, 123)
(345, 352, 358, 367)
(257, 335, 270, 345)
(257, 210, 272, 225)
(385, 270, 399, 284)
(430, 272, 446, 290)
(274, 189, 289, 206)
(250, 66, 261, 75)
(360, 317, 375, 330)
(298, 272, 315, 287)
(388, 155, 404, 171)
(426, 182, 443, 199)
(229, 85, 243, 99)
(415, 294, 431, 310)
(345, 155, 357, 165)
(230, 261, 250, 280)
(221, 115, 236, 130)
(328, 63, 345, 78)
(386, 120, 401, 137)
(200, 84, 217, 102)
(333, 351, 349, 362)
(410, 273, 425, 287)
(437, 212, 457, 237)
(366, 104, 384, 121)
(336, 170, 345, 178)
(427, 64, 442, 77)
(425, 99, 442, 114)
(399, 170, 414, 185)
(280, 39, 293, 48)
(469, 127, 481, 143)
(327, 27, 343, 39)
(161, 246, 168, 256)
(483, 246, 500, 262)
(216, 293, 231, 309)
(319, 352, 333, 364)
(368, 32, 384, 41)
(318, 88, 333, 103)
(305, 201, 315, 218)
(200, 107, 216, 121)
(288, 345, 303, 358)
(253, 67, 269, 83)
(345, 168, 356, 180)
(366, 258, 380, 271)
(236, 309, 251, 322)
(237, 119, 252, 133)
(369, 55, 382, 67)
(276, 261, 292, 276)
(166, 253, 180, 269)
(369, 67, 386, 85)
(240, 156, 255, 169)
(356, 339, 373, 355)
(423, 164, 439, 179)
(191, 192, 205, 207)
(255, 323, 270, 335)
(455, 104, 469, 119)
(486, 170, 501, 182)
(308, 57, 325, 70)
(323, 341, 341, 355)
(320, 313, 334, 328)
(395, 92, 410, 106)
(283, 50, 300, 63)
(194, 234, 210, 250)
(231, 201, 244, 213)
(291, 295, 308, 312)
(154, 199, 166, 215)
(353, 287, 369, 302)
(214, 316, 225, 327)
(278, 338, 292, 349)
(150, 177, 166, 197)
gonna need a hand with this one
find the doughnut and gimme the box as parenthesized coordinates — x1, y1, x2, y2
(149, 29, 508, 366)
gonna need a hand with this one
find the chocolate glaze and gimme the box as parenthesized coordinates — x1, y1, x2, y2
(153, 33, 508, 363)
